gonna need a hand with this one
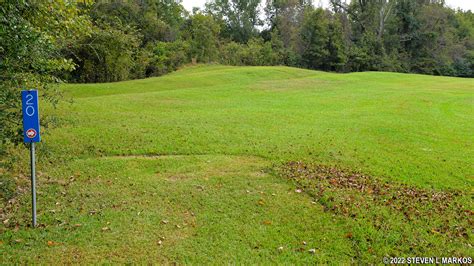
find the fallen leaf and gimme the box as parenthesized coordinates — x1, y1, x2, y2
(101, 227, 110, 232)
(262, 220, 272, 225)
(47, 241, 60, 246)
(463, 210, 474, 215)
(161, 220, 169, 224)
(345, 232, 353, 239)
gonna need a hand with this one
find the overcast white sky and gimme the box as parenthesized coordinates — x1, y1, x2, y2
(182, 0, 474, 12)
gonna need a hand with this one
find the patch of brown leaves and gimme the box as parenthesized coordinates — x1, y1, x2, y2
(280, 161, 472, 238)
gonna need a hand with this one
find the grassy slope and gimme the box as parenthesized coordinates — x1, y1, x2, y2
(2, 65, 473, 263)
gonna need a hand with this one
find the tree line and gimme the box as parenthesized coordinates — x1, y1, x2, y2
(83, 0, 474, 80)
(74, 0, 474, 81)
(1, 0, 473, 146)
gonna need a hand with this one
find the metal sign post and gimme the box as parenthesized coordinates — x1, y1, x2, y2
(30, 142, 37, 226)
(21, 90, 41, 227)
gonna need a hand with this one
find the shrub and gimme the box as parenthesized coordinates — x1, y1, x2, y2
(219, 38, 282, 66)
(146, 40, 191, 76)
(219, 41, 246, 65)
(69, 21, 141, 83)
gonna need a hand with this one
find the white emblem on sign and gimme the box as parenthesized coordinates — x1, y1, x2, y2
(26, 128, 37, 138)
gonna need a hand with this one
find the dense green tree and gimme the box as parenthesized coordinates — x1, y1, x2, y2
(453, 11, 474, 77)
(219, 37, 282, 65)
(147, 40, 190, 76)
(219, 41, 246, 65)
(0, 0, 91, 145)
(206, 0, 261, 43)
(326, 15, 348, 71)
(68, 21, 141, 83)
(348, 32, 386, 71)
(265, 0, 311, 56)
(66, 0, 190, 82)
(300, 8, 347, 71)
(243, 37, 281, 65)
(300, 8, 330, 69)
(90, 0, 186, 44)
(184, 13, 221, 62)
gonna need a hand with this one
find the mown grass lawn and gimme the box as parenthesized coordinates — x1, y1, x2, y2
(1, 65, 473, 263)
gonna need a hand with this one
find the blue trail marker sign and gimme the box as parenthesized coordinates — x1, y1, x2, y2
(21, 90, 40, 227)
(22, 90, 41, 142)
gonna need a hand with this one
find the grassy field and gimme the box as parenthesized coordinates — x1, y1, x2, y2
(1, 65, 473, 263)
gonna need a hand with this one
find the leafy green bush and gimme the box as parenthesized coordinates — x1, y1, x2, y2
(243, 38, 280, 66)
(68, 21, 141, 83)
(0, 1, 90, 145)
(219, 41, 246, 65)
(219, 38, 282, 66)
(146, 40, 191, 76)
(186, 14, 221, 63)
(452, 53, 474, 77)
